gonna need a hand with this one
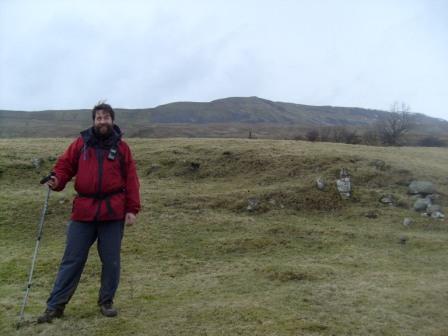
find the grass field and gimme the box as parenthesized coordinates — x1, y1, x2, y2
(1, 138, 447, 335)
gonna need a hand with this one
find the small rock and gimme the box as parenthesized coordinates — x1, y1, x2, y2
(365, 211, 378, 219)
(431, 211, 445, 219)
(427, 204, 443, 214)
(414, 198, 432, 212)
(403, 218, 413, 226)
(31, 158, 43, 169)
(340, 168, 350, 178)
(189, 162, 200, 171)
(316, 177, 325, 191)
(399, 236, 408, 244)
(147, 164, 161, 175)
(379, 195, 395, 205)
(247, 197, 259, 212)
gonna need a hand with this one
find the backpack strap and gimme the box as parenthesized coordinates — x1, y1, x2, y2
(77, 131, 126, 178)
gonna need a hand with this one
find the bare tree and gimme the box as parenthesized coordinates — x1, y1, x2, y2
(305, 129, 319, 142)
(319, 127, 332, 142)
(376, 102, 413, 145)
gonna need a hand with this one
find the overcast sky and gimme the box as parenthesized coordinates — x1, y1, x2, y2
(1, 0, 447, 120)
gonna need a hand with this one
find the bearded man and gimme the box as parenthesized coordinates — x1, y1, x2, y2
(37, 102, 141, 323)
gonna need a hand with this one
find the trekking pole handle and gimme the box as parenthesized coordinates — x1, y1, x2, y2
(40, 172, 55, 185)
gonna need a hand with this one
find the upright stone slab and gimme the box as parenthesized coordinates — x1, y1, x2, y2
(336, 168, 351, 199)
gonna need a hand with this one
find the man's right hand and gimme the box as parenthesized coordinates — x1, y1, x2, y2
(47, 176, 59, 189)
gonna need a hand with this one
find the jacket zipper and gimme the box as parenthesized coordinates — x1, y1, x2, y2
(94, 147, 104, 221)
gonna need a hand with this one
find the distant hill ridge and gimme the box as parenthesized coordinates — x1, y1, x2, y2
(0, 96, 447, 138)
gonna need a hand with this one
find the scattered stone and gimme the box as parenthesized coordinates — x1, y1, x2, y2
(268, 199, 276, 205)
(408, 181, 436, 195)
(247, 197, 260, 212)
(379, 195, 395, 205)
(31, 158, 43, 169)
(189, 162, 200, 171)
(399, 236, 408, 245)
(365, 211, 378, 219)
(336, 168, 351, 199)
(403, 218, 413, 227)
(431, 211, 445, 219)
(316, 177, 325, 191)
(146, 164, 161, 175)
(431, 195, 442, 204)
(426, 204, 443, 215)
(340, 168, 350, 178)
(414, 198, 432, 212)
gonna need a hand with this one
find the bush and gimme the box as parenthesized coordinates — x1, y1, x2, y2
(418, 136, 446, 147)
(305, 129, 319, 142)
(361, 129, 379, 146)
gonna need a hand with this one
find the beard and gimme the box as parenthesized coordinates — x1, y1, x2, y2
(94, 124, 113, 138)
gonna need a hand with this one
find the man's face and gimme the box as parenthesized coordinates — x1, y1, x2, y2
(94, 110, 113, 136)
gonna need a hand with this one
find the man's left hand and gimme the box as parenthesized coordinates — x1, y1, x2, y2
(125, 213, 137, 226)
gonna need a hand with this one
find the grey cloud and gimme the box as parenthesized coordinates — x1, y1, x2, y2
(0, 0, 447, 119)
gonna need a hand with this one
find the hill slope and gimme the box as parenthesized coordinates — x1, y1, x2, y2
(1, 138, 447, 335)
(1, 97, 447, 138)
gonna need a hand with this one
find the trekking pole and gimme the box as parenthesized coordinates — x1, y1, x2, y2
(17, 173, 54, 328)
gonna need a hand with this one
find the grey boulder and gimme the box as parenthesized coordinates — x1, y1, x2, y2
(408, 181, 436, 195)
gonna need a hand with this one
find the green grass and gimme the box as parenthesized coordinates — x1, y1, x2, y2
(1, 138, 447, 335)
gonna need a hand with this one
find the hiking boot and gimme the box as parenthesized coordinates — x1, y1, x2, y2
(100, 302, 117, 317)
(37, 308, 63, 323)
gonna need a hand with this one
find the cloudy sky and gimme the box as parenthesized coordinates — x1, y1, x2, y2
(1, 0, 447, 119)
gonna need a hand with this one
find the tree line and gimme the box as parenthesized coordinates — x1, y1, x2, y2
(295, 102, 446, 147)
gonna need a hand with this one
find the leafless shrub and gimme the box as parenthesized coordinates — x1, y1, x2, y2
(361, 129, 380, 146)
(375, 102, 413, 146)
(418, 136, 446, 147)
(319, 127, 332, 142)
(305, 129, 319, 142)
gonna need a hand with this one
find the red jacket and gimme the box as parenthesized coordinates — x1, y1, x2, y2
(52, 125, 141, 222)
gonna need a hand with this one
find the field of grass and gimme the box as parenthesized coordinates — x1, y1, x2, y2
(1, 138, 447, 335)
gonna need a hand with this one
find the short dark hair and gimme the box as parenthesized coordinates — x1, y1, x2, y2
(92, 102, 115, 121)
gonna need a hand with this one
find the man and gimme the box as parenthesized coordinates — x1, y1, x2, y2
(37, 102, 141, 323)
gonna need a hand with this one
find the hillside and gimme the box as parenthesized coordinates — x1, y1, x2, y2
(1, 138, 448, 335)
(1, 97, 447, 139)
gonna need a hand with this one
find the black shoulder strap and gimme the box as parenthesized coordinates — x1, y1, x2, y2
(77, 135, 126, 178)
(115, 143, 126, 179)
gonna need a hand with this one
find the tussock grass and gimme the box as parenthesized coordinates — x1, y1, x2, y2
(1, 138, 448, 335)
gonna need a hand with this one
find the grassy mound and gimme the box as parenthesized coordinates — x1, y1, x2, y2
(1, 138, 447, 335)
